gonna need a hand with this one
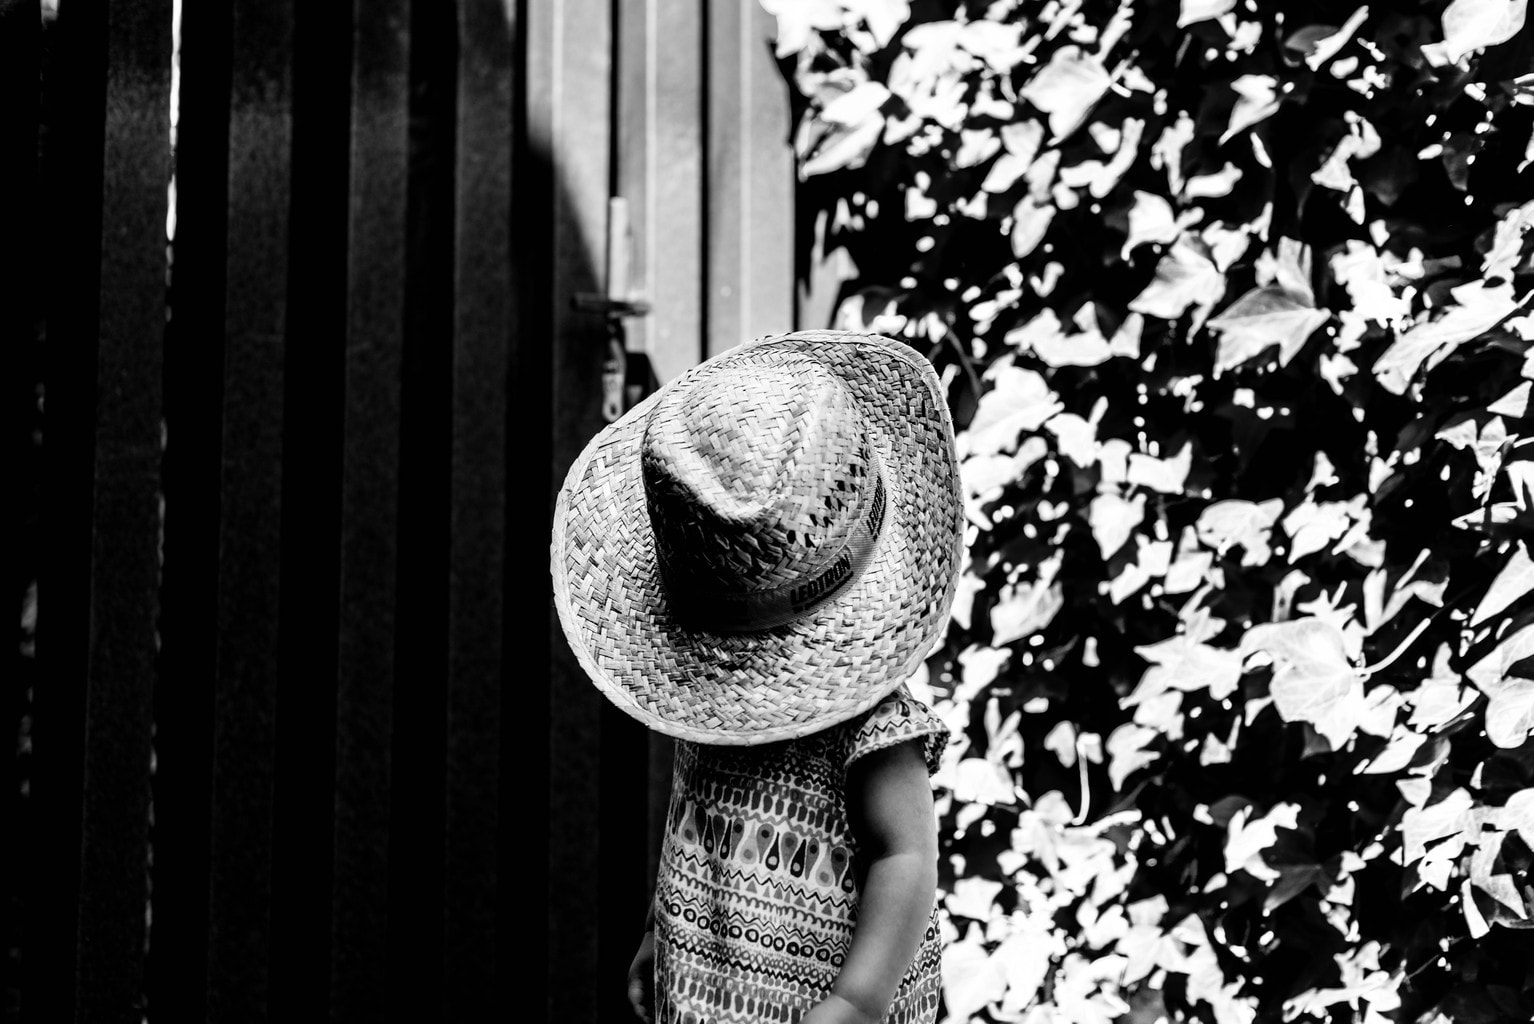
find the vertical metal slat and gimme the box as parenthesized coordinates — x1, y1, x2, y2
(528, 0, 612, 1020)
(706, 0, 794, 357)
(331, 0, 409, 1016)
(147, 0, 227, 1017)
(204, 1, 295, 1018)
(444, 0, 515, 1016)
(74, 0, 173, 1019)
(1, 0, 43, 1010)
(26, 1, 106, 1015)
(267, 0, 350, 1016)
(617, 0, 705, 387)
(384, 0, 455, 1015)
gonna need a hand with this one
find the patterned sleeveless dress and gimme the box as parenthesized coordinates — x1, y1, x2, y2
(652, 685, 950, 1024)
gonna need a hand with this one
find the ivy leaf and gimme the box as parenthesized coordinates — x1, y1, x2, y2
(1165, 545, 1216, 594)
(957, 643, 1012, 695)
(1010, 196, 1056, 258)
(981, 124, 1043, 193)
(1438, 415, 1511, 501)
(945, 876, 1005, 922)
(960, 365, 1063, 456)
(1402, 786, 1473, 870)
(1505, 462, 1534, 510)
(1358, 726, 1427, 774)
(1178, 0, 1236, 27)
(1201, 716, 1241, 765)
(1001, 118, 1046, 162)
(1151, 112, 1196, 195)
(1286, 943, 1406, 1019)
(939, 757, 1019, 805)
(1489, 381, 1532, 418)
(1330, 241, 1409, 325)
(993, 918, 1061, 1013)
(1201, 221, 1255, 274)
(850, 0, 912, 49)
(1374, 281, 1520, 395)
(1225, 802, 1300, 882)
(1122, 190, 1181, 260)
(1423, 0, 1529, 65)
(1046, 411, 1098, 467)
(1285, 7, 1371, 69)
(953, 126, 1001, 169)
(1116, 902, 1183, 985)
(1265, 864, 1323, 912)
(1107, 723, 1162, 790)
(887, 24, 974, 130)
(1128, 441, 1193, 494)
(1007, 308, 1130, 368)
(983, 151, 1033, 194)
(1184, 163, 1244, 202)
(1471, 865, 1527, 921)
(798, 113, 885, 176)
(1481, 199, 1534, 284)
(819, 80, 891, 126)
(1361, 548, 1446, 632)
(1131, 689, 1185, 738)
(1208, 284, 1331, 373)
(1060, 119, 1147, 200)
(1467, 624, 1534, 747)
(1129, 634, 1245, 704)
(1472, 541, 1534, 626)
(1241, 618, 1368, 747)
(1499, 788, 1534, 851)
(1044, 720, 1079, 767)
(1312, 122, 1380, 194)
(960, 439, 1050, 529)
(991, 576, 1065, 645)
(760, 0, 844, 57)
(1020, 46, 1112, 141)
(1221, 74, 1281, 144)
(1130, 234, 1226, 322)
(1089, 490, 1147, 558)
(1282, 496, 1359, 562)
(984, 698, 1025, 767)
(1110, 536, 1173, 603)
(1407, 647, 1478, 730)
(940, 925, 1009, 1021)
(956, 18, 1027, 72)
(1454, 501, 1534, 536)
(949, 571, 985, 631)
(1195, 498, 1284, 566)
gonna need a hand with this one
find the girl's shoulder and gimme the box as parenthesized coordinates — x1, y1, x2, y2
(678, 684, 951, 779)
(836, 683, 951, 777)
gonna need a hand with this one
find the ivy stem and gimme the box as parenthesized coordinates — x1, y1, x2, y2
(1359, 615, 1436, 679)
(1071, 735, 1092, 826)
(1360, 580, 1483, 679)
(940, 334, 985, 409)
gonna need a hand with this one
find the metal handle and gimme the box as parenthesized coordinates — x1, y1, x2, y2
(573, 197, 650, 423)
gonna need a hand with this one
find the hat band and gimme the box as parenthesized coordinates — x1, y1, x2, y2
(669, 470, 888, 634)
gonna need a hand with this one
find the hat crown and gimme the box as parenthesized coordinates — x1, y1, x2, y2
(641, 359, 883, 627)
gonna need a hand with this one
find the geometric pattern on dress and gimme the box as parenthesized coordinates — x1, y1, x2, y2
(653, 685, 950, 1024)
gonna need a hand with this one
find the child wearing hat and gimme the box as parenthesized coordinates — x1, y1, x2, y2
(552, 331, 964, 1024)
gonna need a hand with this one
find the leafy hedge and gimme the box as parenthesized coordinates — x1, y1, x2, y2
(766, 0, 1534, 1021)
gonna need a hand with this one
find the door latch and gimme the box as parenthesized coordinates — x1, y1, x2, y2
(573, 197, 650, 423)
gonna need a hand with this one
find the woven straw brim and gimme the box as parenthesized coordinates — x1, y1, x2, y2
(550, 330, 963, 745)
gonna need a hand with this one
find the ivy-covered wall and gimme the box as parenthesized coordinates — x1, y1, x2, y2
(767, 0, 1534, 1020)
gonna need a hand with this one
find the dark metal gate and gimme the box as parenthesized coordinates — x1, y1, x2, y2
(5, 0, 819, 1020)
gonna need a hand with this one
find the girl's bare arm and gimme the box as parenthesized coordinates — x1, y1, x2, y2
(804, 739, 939, 1024)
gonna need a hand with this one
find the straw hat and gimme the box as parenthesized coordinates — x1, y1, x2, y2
(550, 330, 962, 745)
